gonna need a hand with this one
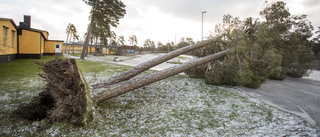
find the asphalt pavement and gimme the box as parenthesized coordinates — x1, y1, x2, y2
(235, 74, 320, 132)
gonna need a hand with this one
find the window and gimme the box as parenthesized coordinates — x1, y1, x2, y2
(56, 44, 60, 48)
(11, 30, 15, 48)
(3, 26, 8, 47)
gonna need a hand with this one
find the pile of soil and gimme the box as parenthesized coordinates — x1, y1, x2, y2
(15, 58, 87, 126)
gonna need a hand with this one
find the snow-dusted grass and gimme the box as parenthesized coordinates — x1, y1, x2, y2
(92, 75, 317, 136)
(0, 59, 318, 136)
(89, 54, 139, 61)
(69, 54, 140, 61)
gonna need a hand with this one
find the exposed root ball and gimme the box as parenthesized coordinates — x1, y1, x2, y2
(16, 58, 87, 126)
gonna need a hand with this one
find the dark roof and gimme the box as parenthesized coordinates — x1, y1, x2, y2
(121, 45, 135, 49)
(47, 40, 64, 42)
(0, 17, 18, 30)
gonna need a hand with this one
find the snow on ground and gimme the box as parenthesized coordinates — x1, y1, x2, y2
(66, 53, 195, 71)
(0, 60, 318, 136)
(116, 54, 195, 71)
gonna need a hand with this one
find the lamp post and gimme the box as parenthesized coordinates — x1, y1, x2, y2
(175, 34, 177, 45)
(202, 11, 207, 56)
(175, 34, 177, 50)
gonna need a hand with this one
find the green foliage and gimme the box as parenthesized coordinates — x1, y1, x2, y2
(143, 39, 156, 51)
(205, 60, 238, 86)
(129, 35, 137, 46)
(312, 27, 320, 59)
(84, 0, 126, 47)
(185, 65, 206, 79)
(85, 0, 126, 29)
(157, 41, 174, 53)
(186, 1, 315, 88)
(176, 37, 195, 50)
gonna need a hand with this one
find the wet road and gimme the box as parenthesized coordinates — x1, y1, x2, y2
(236, 74, 320, 131)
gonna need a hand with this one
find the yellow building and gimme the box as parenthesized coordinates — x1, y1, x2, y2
(63, 43, 96, 54)
(0, 18, 18, 63)
(62, 43, 120, 55)
(0, 15, 64, 64)
(45, 40, 64, 55)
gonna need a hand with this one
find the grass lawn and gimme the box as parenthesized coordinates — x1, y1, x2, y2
(0, 56, 317, 136)
(0, 56, 58, 79)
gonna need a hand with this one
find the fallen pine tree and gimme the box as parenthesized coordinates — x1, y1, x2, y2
(15, 1, 316, 127)
(93, 48, 233, 104)
(92, 38, 218, 89)
(15, 39, 232, 126)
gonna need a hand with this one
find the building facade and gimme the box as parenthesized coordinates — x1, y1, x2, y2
(0, 18, 18, 63)
(62, 43, 132, 55)
(0, 15, 64, 64)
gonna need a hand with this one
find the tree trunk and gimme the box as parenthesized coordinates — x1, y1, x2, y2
(68, 35, 72, 54)
(80, 18, 93, 60)
(65, 33, 69, 54)
(94, 37, 97, 55)
(93, 38, 218, 89)
(93, 48, 233, 105)
(89, 37, 93, 54)
(72, 37, 75, 54)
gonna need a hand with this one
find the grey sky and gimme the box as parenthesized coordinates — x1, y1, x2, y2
(1, 0, 319, 46)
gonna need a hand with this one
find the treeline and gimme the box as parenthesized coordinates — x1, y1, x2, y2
(135, 37, 196, 53)
(186, 1, 318, 88)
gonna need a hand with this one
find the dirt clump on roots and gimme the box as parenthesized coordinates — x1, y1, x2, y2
(15, 58, 87, 126)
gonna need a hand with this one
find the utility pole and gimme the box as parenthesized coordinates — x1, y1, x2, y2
(202, 11, 207, 41)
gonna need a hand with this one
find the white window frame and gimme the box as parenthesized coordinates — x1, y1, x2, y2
(3, 26, 8, 47)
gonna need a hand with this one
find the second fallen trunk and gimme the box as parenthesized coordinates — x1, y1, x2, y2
(93, 49, 233, 105)
(92, 38, 217, 89)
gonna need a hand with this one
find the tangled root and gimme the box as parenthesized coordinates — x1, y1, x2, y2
(16, 58, 87, 126)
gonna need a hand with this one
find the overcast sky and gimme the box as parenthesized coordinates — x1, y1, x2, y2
(1, 0, 320, 46)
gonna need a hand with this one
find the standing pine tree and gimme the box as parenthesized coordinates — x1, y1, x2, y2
(80, 0, 126, 60)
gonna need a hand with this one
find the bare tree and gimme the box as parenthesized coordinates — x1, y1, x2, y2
(80, 0, 126, 60)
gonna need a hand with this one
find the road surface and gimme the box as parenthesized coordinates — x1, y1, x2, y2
(235, 72, 320, 132)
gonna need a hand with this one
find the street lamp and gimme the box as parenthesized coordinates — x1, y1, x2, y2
(175, 34, 177, 45)
(202, 11, 207, 41)
(202, 11, 207, 56)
